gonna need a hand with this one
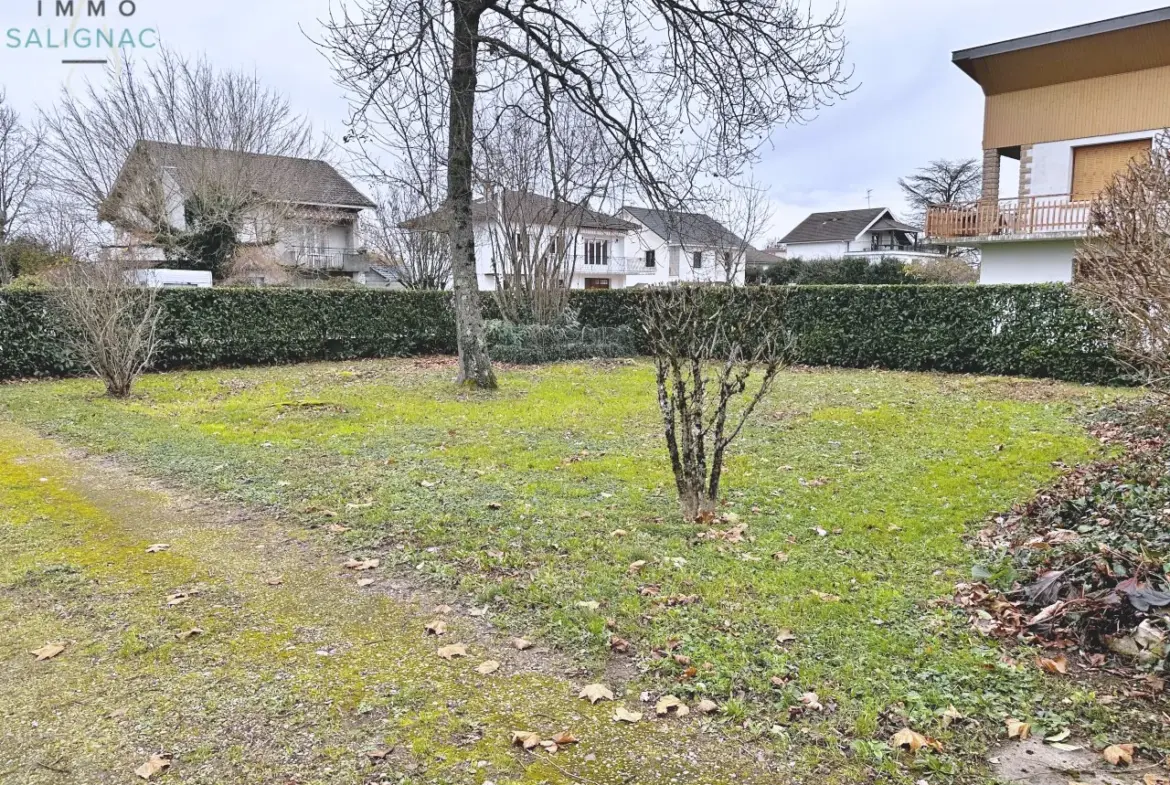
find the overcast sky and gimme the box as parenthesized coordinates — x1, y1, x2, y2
(2, 0, 1166, 241)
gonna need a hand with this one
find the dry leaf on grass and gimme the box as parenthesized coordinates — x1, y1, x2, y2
(1036, 655, 1068, 674)
(695, 699, 719, 714)
(176, 628, 203, 640)
(655, 695, 689, 717)
(628, 560, 647, 573)
(1102, 744, 1134, 766)
(434, 605, 453, 615)
(1142, 773, 1169, 785)
(577, 601, 600, 611)
(891, 728, 940, 753)
(512, 638, 533, 651)
(776, 629, 797, 644)
(1005, 718, 1031, 740)
(800, 692, 823, 712)
(941, 705, 964, 726)
(436, 643, 467, 660)
(579, 684, 614, 704)
(468, 606, 488, 617)
(134, 754, 171, 780)
(326, 524, 350, 534)
(511, 731, 541, 750)
(30, 643, 65, 661)
(613, 707, 642, 723)
(344, 558, 380, 571)
(265, 576, 284, 586)
(425, 620, 448, 636)
(357, 578, 376, 587)
(365, 748, 392, 761)
(145, 544, 170, 553)
(610, 529, 627, 538)
(165, 593, 191, 607)
(550, 731, 578, 745)
(475, 660, 500, 675)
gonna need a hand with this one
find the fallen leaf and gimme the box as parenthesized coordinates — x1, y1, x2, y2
(1143, 773, 1170, 785)
(776, 629, 797, 644)
(772, 551, 789, 562)
(177, 628, 204, 640)
(365, 748, 392, 761)
(425, 620, 448, 636)
(512, 638, 533, 651)
(941, 705, 964, 726)
(326, 524, 350, 534)
(134, 754, 171, 780)
(550, 731, 578, 745)
(695, 699, 719, 714)
(609, 635, 631, 653)
(475, 660, 500, 675)
(265, 576, 284, 586)
(1005, 718, 1031, 740)
(437, 643, 467, 660)
(468, 606, 488, 617)
(511, 731, 541, 750)
(1036, 655, 1068, 674)
(576, 601, 600, 611)
(486, 502, 502, 510)
(434, 604, 453, 615)
(344, 558, 380, 571)
(579, 683, 614, 704)
(1044, 728, 1071, 743)
(891, 727, 930, 752)
(30, 643, 65, 661)
(655, 695, 689, 717)
(165, 593, 190, 607)
(800, 692, 823, 712)
(809, 590, 840, 603)
(613, 707, 642, 723)
(145, 544, 170, 553)
(1102, 744, 1134, 766)
(610, 529, 627, 538)
(419, 480, 436, 488)
(628, 560, 647, 573)
(1049, 742, 1083, 752)
(357, 578, 376, 587)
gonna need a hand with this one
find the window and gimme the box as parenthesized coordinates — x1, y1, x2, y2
(1071, 139, 1152, 201)
(644, 249, 656, 269)
(692, 251, 703, 269)
(584, 277, 611, 289)
(584, 240, 609, 266)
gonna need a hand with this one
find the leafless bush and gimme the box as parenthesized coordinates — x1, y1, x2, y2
(1075, 135, 1170, 390)
(641, 288, 791, 521)
(49, 258, 161, 398)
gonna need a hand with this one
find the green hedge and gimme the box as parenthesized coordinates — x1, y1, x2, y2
(0, 285, 1120, 384)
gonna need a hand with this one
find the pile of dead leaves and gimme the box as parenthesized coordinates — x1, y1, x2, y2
(956, 403, 1169, 671)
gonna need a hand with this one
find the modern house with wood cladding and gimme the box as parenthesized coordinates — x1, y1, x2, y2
(925, 8, 1170, 284)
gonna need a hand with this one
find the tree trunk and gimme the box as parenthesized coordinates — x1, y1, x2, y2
(446, 1, 497, 389)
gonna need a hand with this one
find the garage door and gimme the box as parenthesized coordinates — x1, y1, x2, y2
(1070, 138, 1152, 201)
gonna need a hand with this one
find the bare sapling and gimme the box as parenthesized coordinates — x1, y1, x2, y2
(50, 257, 161, 398)
(641, 287, 790, 521)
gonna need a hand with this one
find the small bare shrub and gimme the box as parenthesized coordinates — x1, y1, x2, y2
(1075, 136, 1170, 389)
(50, 258, 161, 398)
(641, 287, 790, 521)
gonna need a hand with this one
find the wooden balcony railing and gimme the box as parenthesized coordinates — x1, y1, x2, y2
(925, 195, 1093, 241)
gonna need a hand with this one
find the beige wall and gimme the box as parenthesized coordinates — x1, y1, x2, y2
(984, 65, 1170, 150)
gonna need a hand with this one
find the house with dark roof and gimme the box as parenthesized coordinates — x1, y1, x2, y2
(925, 8, 1170, 284)
(779, 207, 942, 263)
(402, 190, 641, 291)
(615, 206, 753, 285)
(101, 140, 376, 285)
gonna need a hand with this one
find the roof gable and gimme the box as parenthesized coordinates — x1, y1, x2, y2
(402, 191, 637, 233)
(619, 206, 745, 247)
(779, 208, 890, 245)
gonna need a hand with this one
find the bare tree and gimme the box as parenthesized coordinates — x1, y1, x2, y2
(696, 180, 774, 285)
(0, 92, 45, 283)
(641, 287, 790, 521)
(898, 158, 981, 226)
(367, 182, 452, 289)
(49, 256, 161, 398)
(320, 0, 848, 389)
(41, 48, 327, 278)
(1075, 135, 1170, 390)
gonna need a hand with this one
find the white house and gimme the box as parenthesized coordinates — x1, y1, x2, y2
(925, 8, 1170, 284)
(780, 208, 943, 262)
(100, 140, 377, 285)
(615, 206, 750, 285)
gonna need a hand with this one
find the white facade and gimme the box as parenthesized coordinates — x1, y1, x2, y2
(616, 209, 745, 287)
(473, 223, 643, 291)
(130, 268, 214, 288)
(979, 240, 1076, 284)
(1027, 130, 1159, 197)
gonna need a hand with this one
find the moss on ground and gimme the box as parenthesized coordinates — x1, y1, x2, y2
(0, 360, 1153, 782)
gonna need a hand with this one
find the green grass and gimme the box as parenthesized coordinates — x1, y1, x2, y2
(0, 360, 1144, 781)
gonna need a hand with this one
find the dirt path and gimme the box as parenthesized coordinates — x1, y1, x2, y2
(0, 422, 778, 785)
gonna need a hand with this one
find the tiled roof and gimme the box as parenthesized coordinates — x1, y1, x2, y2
(620, 206, 745, 247)
(402, 191, 637, 232)
(779, 208, 887, 244)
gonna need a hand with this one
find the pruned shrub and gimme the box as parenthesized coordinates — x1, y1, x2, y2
(485, 310, 636, 364)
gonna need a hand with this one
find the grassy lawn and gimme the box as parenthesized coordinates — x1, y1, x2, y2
(0, 360, 1149, 782)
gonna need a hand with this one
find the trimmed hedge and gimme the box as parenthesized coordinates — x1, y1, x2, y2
(0, 284, 1120, 384)
(485, 319, 638, 364)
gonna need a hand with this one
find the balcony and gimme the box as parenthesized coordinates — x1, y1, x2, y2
(925, 195, 1093, 243)
(574, 256, 658, 275)
(284, 245, 371, 272)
